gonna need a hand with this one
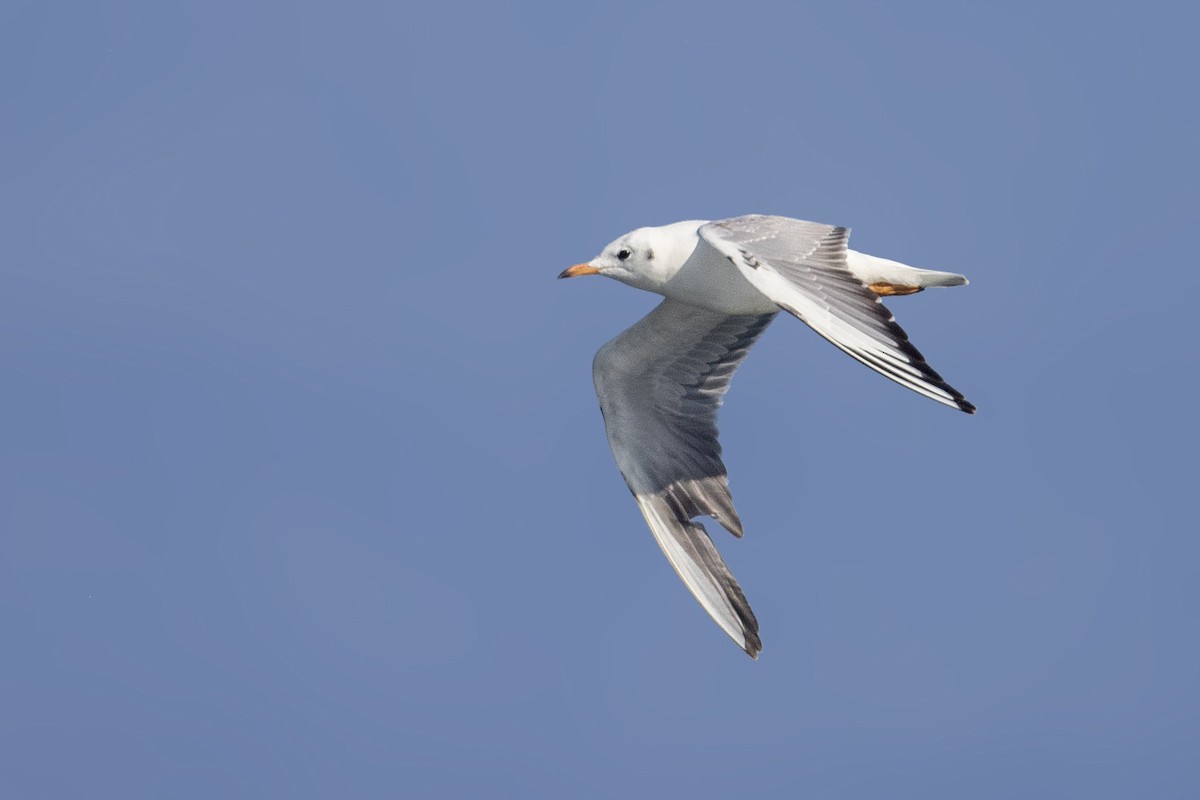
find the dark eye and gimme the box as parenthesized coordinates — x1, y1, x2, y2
(617, 248, 631, 261)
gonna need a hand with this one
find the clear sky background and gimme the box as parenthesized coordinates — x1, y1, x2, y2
(2, 1, 1197, 797)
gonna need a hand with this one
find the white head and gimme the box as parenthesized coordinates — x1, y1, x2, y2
(558, 220, 705, 293)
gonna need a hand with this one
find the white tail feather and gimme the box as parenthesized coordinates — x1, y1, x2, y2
(846, 250, 968, 289)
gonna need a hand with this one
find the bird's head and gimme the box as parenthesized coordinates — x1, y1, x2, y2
(558, 222, 702, 293)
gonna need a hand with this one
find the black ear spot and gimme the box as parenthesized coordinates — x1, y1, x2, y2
(646, 249, 654, 260)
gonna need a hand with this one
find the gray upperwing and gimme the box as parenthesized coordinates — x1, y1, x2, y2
(699, 215, 975, 413)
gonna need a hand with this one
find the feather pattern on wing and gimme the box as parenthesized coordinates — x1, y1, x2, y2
(699, 215, 974, 413)
(592, 299, 776, 656)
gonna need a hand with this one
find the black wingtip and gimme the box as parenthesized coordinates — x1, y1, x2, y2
(743, 630, 763, 659)
(744, 643, 762, 660)
(959, 398, 977, 414)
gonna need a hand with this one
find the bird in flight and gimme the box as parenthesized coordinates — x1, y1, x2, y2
(559, 215, 974, 658)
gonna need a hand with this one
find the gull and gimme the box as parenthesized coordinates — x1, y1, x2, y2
(559, 215, 974, 658)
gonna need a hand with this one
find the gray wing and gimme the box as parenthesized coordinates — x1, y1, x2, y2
(699, 215, 975, 413)
(592, 298, 777, 658)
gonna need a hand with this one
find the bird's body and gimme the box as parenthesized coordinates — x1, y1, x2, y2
(560, 215, 974, 658)
(574, 218, 969, 315)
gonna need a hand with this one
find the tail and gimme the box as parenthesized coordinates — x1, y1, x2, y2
(846, 250, 968, 296)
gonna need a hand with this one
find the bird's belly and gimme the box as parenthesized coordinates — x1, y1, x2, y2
(662, 251, 777, 315)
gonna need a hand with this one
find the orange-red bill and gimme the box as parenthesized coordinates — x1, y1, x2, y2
(558, 263, 601, 279)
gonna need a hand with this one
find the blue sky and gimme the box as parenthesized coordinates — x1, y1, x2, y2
(2, 1, 1197, 797)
